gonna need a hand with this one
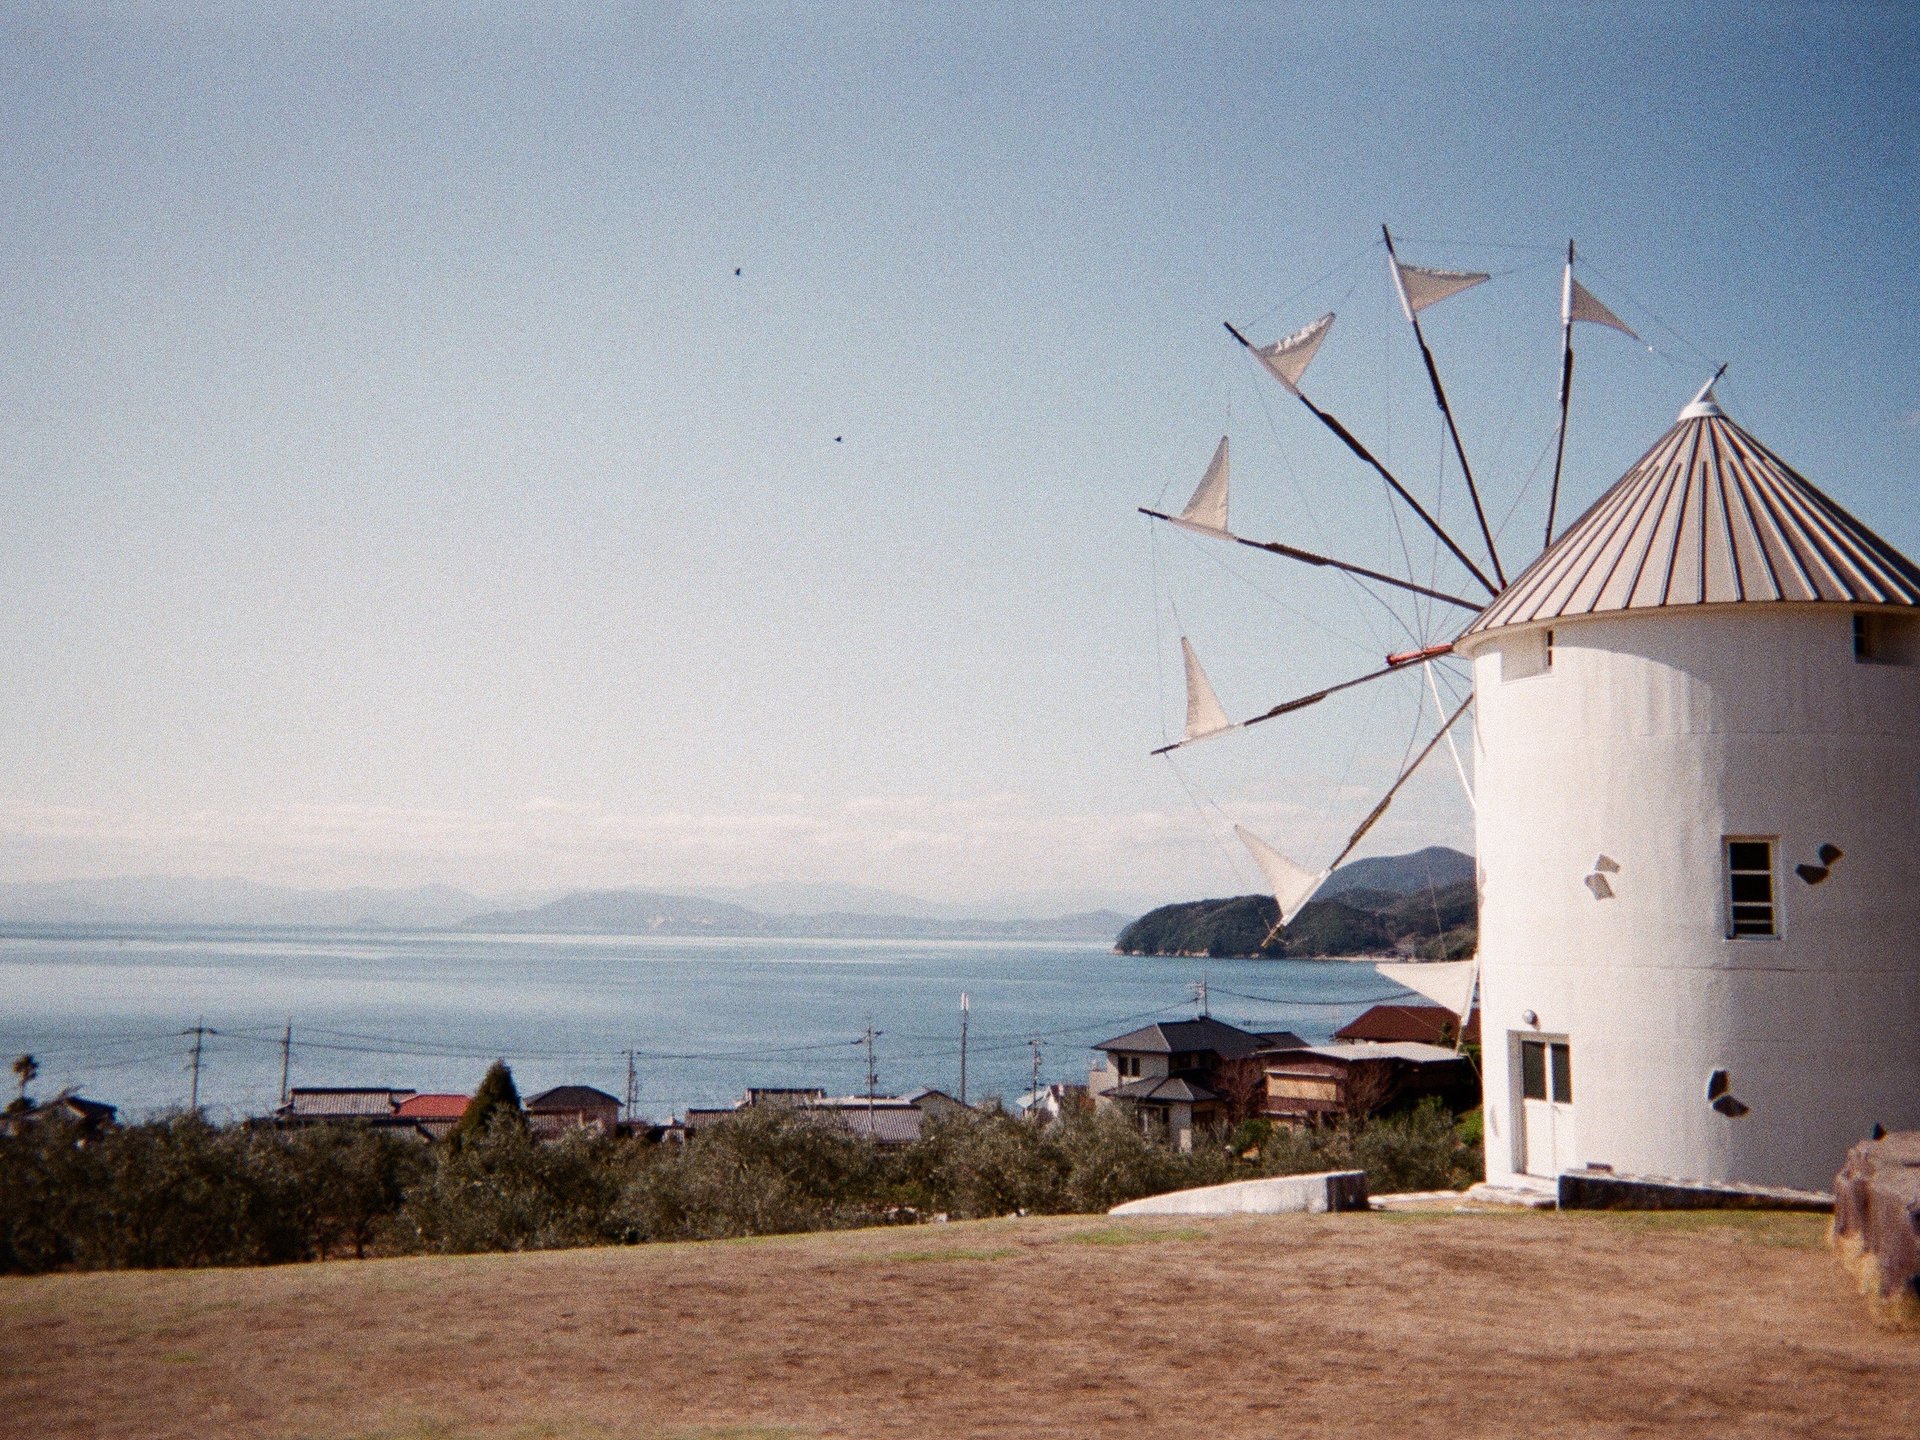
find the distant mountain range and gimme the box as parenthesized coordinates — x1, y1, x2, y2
(0, 876, 1130, 942)
(1115, 846, 1477, 960)
(0, 849, 1472, 950)
(460, 890, 1130, 941)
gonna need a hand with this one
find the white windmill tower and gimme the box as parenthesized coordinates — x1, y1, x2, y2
(1145, 233, 1919, 1193)
(1461, 379, 1920, 1193)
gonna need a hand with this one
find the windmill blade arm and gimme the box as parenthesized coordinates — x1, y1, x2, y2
(1382, 223, 1507, 587)
(1160, 648, 1451, 757)
(1292, 395, 1500, 597)
(1138, 507, 1482, 611)
(1233, 534, 1484, 611)
(1326, 693, 1476, 874)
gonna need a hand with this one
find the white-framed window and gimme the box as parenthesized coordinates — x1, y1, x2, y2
(1725, 837, 1778, 938)
(1520, 1039, 1572, 1104)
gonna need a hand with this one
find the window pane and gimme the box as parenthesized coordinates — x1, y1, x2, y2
(1730, 873, 1773, 904)
(1728, 841, 1771, 872)
(1731, 910, 1776, 936)
(1521, 1041, 1547, 1101)
(1550, 1043, 1573, 1103)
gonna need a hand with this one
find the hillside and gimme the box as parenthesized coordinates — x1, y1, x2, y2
(2, 1210, 1897, 1440)
(1116, 857, 1477, 959)
(1316, 845, 1475, 899)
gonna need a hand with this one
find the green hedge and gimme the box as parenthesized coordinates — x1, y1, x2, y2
(0, 1099, 1481, 1274)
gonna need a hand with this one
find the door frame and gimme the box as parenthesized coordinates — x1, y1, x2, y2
(1511, 1031, 1574, 1178)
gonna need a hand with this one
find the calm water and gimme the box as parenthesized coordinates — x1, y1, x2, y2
(0, 925, 1414, 1122)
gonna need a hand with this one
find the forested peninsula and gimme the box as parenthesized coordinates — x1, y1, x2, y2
(1115, 847, 1477, 960)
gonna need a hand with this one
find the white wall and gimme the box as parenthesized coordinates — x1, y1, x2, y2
(1462, 605, 1920, 1193)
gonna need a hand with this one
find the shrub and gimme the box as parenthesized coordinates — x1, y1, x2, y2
(451, 1060, 526, 1149)
(618, 1105, 886, 1240)
(395, 1114, 635, 1254)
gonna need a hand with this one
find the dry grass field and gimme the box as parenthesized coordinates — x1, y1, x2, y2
(3, 1208, 1913, 1440)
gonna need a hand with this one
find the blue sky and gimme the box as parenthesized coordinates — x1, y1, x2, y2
(1, 3, 1915, 907)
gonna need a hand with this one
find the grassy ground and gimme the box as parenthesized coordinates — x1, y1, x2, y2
(3, 1209, 1912, 1439)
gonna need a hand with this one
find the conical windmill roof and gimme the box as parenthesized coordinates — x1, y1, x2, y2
(1463, 386, 1920, 639)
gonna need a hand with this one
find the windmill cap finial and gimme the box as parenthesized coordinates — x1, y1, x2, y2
(1678, 372, 1727, 421)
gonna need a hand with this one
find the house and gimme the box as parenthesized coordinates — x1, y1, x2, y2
(1088, 1016, 1307, 1151)
(275, 1086, 418, 1127)
(0, 1091, 117, 1138)
(1259, 1041, 1476, 1125)
(1335, 1003, 1480, 1048)
(391, 1092, 470, 1141)
(1016, 1081, 1089, 1124)
(677, 1085, 970, 1147)
(526, 1084, 623, 1137)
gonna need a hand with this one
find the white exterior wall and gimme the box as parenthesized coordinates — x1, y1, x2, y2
(1463, 605, 1920, 1193)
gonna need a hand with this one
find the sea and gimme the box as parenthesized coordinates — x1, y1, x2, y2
(0, 924, 1417, 1123)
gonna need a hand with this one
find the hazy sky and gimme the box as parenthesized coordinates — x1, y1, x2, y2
(3, 3, 1915, 907)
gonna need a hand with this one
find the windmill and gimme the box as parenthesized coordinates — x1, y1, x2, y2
(1143, 229, 1639, 954)
(1142, 231, 1920, 1192)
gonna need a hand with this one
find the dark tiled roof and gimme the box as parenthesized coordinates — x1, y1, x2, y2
(526, 1085, 622, 1111)
(1093, 1016, 1271, 1060)
(1251, 1029, 1309, 1051)
(1107, 1075, 1219, 1104)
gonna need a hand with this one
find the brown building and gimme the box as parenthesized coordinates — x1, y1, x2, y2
(1260, 1041, 1476, 1125)
(526, 1085, 623, 1137)
(1334, 1003, 1480, 1048)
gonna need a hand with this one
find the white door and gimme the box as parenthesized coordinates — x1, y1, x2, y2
(1518, 1038, 1575, 1177)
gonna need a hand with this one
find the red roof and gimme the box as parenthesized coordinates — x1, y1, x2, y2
(393, 1093, 470, 1120)
(1334, 1005, 1480, 1047)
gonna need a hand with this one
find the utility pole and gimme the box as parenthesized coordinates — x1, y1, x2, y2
(958, 992, 970, 1105)
(859, 1022, 883, 1130)
(185, 1019, 212, 1112)
(1028, 1037, 1043, 1117)
(625, 1049, 639, 1121)
(1193, 977, 1210, 1017)
(278, 1019, 293, 1108)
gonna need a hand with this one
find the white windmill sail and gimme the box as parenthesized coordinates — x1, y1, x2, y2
(1564, 273, 1640, 340)
(1233, 824, 1329, 927)
(1253, 313, 1334, 396)
(1179, 637, 1232, 743)
(1390, 259, 1488, 322)
(1168, 436, 1230, 537)
(1372, 957, 1478, 1032)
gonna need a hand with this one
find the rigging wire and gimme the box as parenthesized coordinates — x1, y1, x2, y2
(1577, 257, 1721, 372)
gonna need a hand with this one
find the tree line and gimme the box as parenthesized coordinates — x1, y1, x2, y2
(1, 1063, 1482, 1275)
